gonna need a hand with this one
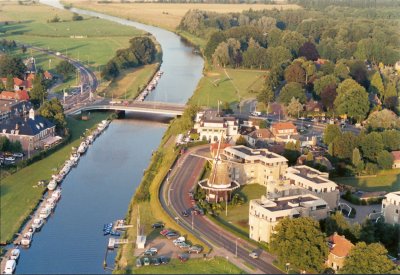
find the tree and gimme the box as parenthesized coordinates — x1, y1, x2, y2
(352, 148, 364, 175)
(381, 130, 400, 151)
(257, 82, 275, 106)
(29, 74, 47, 107)
(313, 74, 337, 96)
(279, 82, 306, 105)
(284, 62, 306, 84)
(298, 41, 320, 61)
(360, 132, 384, 162)
(384, 80, 398, 111)
(0, 136, 10, 152)
(323, 124, 341, 145)
(270, 217, 328, 273)
(306, 151, 314, 162)
(334, 60, 350, 80)
(302, 60, 317, 84)
(322, 212, 359, 242)
(283, 141, 301, 165)
(370, 71, 385, 100)
(366, 109, 400, 131)
(101, 60, 119, 80)
(0, 81, 4, 91)
(320, 84, 337, 110)
(341, 242, 396, 274)
(334, 78, 370, 122)
(6, 74, 14, 91)
(280, 30, 306, 57)
(72, 13, 83, 21)
(205, 31, 226, 60)
(332, 132, 359, 159)
(286, 97, 303, 118)
(266, 46, 291, 68)
(0, 55, 26, 78)
(377, 150, 393, 170)
(49, 15, 61, 23)
(38, 98, 67, 132)
(235, 135, 248, 146)
(55, 60, 76, 78)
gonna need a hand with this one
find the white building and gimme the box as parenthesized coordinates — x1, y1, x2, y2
(249, 194, 329, 243)
(382, 191, 400, 225)
(284, 165, 339, 209)
(194, 110, 239, 143)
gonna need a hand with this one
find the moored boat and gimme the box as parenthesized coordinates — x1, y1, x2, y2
(51, 188, 62, 201)
(39, 206, 51, 220)
(10, 248, 20, 261)
(20, 231, 33, 246)
(3, 259, 16, 274)
(47, 180, 57, 191)
(31, 218, 44, 231)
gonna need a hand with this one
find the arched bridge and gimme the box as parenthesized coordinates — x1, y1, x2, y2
(67, 100, 186, 116)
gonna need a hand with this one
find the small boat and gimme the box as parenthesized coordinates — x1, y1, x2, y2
(51, 189, 62, 201)
(21, 231, 33, 246)
(3, 259, 16, 274)
(39, 207, 51, 220)
(47, 180, 57, 191)
(10, 248, 20, 261)
(46, 198, 56, 210)
(110, 230, 120, 236)
(32, 218, 44, 231)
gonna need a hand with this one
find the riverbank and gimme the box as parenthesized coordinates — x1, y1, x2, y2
(0, 112, 112, 244)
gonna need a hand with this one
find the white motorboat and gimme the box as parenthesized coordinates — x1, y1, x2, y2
(51, 189, 62, 201)
(46, 197, 57, 210)
(10, 248, 20, 261)
(39, 206, 51, 220)
(20, 231, 33, 246)
(3, 259, 16, 274)
(32, 218, 44, 231)
(47, 180, 57, 191)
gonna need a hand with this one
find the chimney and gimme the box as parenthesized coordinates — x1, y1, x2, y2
(29, 108, 35, 120)
(15, 123, 19, 130)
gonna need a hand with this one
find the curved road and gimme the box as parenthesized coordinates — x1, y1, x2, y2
(160, 147, 282, 274)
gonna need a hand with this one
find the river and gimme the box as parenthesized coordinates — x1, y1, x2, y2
(16, 1, 204, 273)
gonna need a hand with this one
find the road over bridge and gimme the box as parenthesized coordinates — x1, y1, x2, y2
(67, 100, 186, 116)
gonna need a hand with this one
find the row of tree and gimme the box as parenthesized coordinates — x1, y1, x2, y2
(101, 36, 157, 81)
(270, 214, 399, 273)
(0, 136, 22, 153)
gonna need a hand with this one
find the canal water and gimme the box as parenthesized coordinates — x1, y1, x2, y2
(16, 1, 204, 273)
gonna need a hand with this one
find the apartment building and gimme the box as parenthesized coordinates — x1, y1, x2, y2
(223, 145, 288, 187)
(382, 191, 400, 225)
(284, 165, 339, 209)
(249, 194, 329, 243)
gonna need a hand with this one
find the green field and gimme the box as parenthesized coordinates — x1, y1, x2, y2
(189, 68, 266, 109)
(215, 184, 266, 236)
(1, 1, 142, 70)
(100, 63, 160, 100)
(335, 169, 400, 192)
(133, 257, 245, 274)
(0, 112, 110, 243)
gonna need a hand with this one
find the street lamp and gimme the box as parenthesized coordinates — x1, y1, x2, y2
(235, 238, 239, 257)
(286, 263, 290, 274)
(168, 188, 174, 206)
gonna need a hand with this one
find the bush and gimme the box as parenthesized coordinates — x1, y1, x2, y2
(72, 13, 83, 21)
(365, 162, 379, 175)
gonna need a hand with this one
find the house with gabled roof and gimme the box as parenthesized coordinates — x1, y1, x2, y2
(326, 232, 354, 272)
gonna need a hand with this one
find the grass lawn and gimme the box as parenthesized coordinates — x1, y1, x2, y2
(1, 1, 142, 69)
(132, 257, 245, 274)
(215, 184, 266, 236)
(189, 68, 267, 109)
(334, 169, 400, 192)
(0, 112, 110, 243)
(101, 63, 160, 100)
(63, 1, 301, 31)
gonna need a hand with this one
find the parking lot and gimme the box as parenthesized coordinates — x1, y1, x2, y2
(134, 230, 204, 265)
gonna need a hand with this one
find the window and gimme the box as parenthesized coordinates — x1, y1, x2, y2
(396, 209, 399, 214)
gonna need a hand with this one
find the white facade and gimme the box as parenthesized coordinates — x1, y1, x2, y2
(249, 194, 329, 243)
(194, 110, 238, 142)
(382, 191, 400, 225)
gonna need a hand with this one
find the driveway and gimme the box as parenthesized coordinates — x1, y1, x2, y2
(339, 199, 382, 224)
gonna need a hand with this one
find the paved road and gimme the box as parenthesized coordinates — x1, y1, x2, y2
(160, 147, 282, 274)
(22, 44, 98, 112)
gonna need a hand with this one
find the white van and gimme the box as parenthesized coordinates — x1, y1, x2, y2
(4, 259, 16, 274)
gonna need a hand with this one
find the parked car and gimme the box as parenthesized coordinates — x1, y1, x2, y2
(174, 241, 185, 247)
(249, 251, 259, 259)
(160, 229, 170, 235)
(182, 210, 190, 217)
(5, 156, 15, 162)
(160, 256, 169, 264)
(179, 243, 191, 250)
(148, 247, 158, 254)
(188, 245, 203, 254)
(12, 152, 24, 158)
(178, 253, 189, 262)
(152, 223, 164, 229)
(173, 236, 185, 244)
(166, 232, 179, 239)
(152, 257, 161, 266)
(144, 250, 156, 256)
(143, 257, 150, 266)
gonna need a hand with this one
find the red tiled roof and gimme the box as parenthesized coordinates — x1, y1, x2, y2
(391, 151, 400, 162)
(16, 90, 29, 100)
(26, 73, 35, 81)
(328, 233, 354, 258)
(210, 143, 231, 158)
(13, 77, 24, 86)
(249, 128, 275, 139)
(44, 71, 53, 79)
(272, 122, 297, 131)
(0, 91, 16, 99)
